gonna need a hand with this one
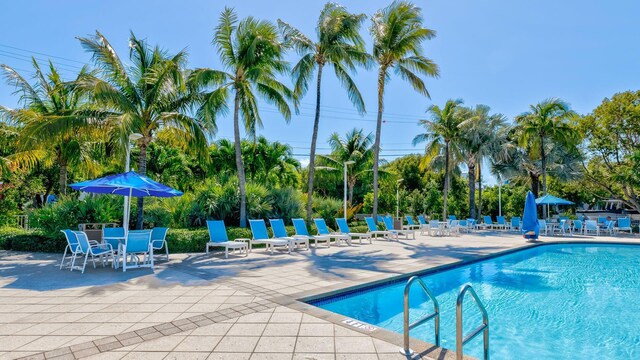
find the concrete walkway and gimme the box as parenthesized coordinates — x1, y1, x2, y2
(0, 230, 637, 360)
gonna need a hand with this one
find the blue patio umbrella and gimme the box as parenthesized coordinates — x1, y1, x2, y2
(70, 171, 182, 232)
(535, 194, 574, 206)
(522, 191, 539, 240)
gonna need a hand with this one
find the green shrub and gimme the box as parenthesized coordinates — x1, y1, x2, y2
(266, 188, 303, 222)
(0, 227, 62, 252)
(312, 197, 342, 227)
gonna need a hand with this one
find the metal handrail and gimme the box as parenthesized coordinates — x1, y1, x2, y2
(456, 284, 489, 360)
(400, 276, 440, 356)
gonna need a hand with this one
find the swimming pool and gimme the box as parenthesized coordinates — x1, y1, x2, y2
(310, 243, 640, 359)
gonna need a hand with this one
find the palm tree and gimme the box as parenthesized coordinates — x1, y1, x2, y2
(0, 60, 97, 194)
(317, 128, 374, 204)
(370, 0, 439, 220)
(190, 8, 295, 227)
(458, 105, 507, 218)
(77, 31, 210, 229)
(278, 3, 370, 222)
(413, 99, 464, 220)
(515, 99, 577, 194)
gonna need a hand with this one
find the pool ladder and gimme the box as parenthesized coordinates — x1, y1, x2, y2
(400, 278, 489, 360)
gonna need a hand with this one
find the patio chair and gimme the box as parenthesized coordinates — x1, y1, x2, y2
(249, 219, 291, 254)
(382, 216, 415, 240)
(617, 217, 632, 235)
(205, 220, 248, 258)
(71, 231, 115, 273)
(292, 218, 331, 248)
(417, 215, 429, 234)
(103, 227, 125, 253)
(584, 220, 599, 236)
(448, 215, 457, 221)
(121, 230, 153, 272)
(404, 215, 421, 230)
(495, 216, 509, 230)
(467, 218, 478, 231)
(603, 220, 616, 235)
(314, 218, 351, 246)
(510, 217, 521, 232)
(458, 219, 470, 233)
(270, 219, 309, 251)
(428, 220, 442, 236)
(597, 217, 607, 225)
(449, 220, 460, 235)
(538, 219, 548, 236)
(336, 218, 372, 244)
(60, 229, 80, 270)
(150, 227, 170, 261)
(572, 220, 584, 235)
(558, 219, 572, 235)
(365, 217, 393, 240)
(482, 216, 495, 230)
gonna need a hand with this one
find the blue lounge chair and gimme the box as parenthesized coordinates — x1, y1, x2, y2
(249, 219, 291, 254)
(314, 218, 351, 246)
(335, 218, 371, 244)
(382, 216, 415, 240)
(365, 217, 392, 240)
(428, 220, 442, 236)
(510, 217, 521, 232)
(448, 215, 457, 221)
(585, 220, 599, 236)
(481, 216, 495, 230)
(151, 227, 170, 261)
(617, 218, 632, 235)
(292, 218, 331, 248)
(206, 220, 248, 258)
(495, 216, 509, 230)
(60, 229, 80, 270)
(71, 231, 115, 273)
(270, 219, 309, 251)
(404, 216, 421, 230)
(572, 219, 584, 235)
(121, 230, 153, 272)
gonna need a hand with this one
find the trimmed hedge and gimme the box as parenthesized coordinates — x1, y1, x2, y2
(0, 223, 372, 254)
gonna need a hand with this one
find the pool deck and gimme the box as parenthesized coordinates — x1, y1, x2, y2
(1, 230, 638, 360)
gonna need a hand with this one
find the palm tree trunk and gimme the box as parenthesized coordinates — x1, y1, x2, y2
(305, 64, 323, 223)
(372, 67, 386, 220)
(530, 173, 540, 198)
(477, 163, 483, 219)
(443, 141, 450, 220)
(58, 163, 68, 196)
(233, 92, 248, 228)
(540, 134, 547, 218)
(468, 162, 475, 218)
(348, 178, 355, 205)
(135, 139, 149, 230)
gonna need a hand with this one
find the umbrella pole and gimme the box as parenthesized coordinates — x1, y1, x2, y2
(123, 188, 132, 236)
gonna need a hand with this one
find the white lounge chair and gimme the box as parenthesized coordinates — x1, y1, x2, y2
(382, 216, 415, 240)
(335, 218, 371, 245)
(365, 217, 393, 240)
(292, 218, 332, 248)
(206, 220, 248, 258)
(314, 218, 351, 246)
(270, 219, 309, 250)
(249, 219, 291, 254)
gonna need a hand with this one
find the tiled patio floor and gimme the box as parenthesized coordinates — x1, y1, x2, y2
(0, 230, 637, 359)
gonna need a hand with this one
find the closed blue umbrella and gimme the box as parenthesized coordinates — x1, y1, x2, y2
(522, 191, 539, 240)
(70, 171, 182, 232)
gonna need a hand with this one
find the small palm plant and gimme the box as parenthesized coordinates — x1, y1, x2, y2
(190, 8, 295, 227)
(370, 0, 439, 219)
(278, 2, 370, 222)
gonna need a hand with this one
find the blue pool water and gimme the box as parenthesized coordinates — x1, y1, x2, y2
(311, 244, 640, 359)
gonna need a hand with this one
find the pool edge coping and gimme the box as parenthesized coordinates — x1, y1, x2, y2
(291, 239, 640, 359)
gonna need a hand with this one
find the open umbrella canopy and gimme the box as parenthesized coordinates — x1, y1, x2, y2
(535, 194, 574, 206)
(522, 191, 539, 239)
(69, 171, 182, 197)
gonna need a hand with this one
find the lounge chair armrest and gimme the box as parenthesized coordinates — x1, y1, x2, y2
(93, 243, 113, 251)
(89, 240, 100, 245)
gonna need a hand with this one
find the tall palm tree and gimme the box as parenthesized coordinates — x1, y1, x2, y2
(0, 60, 97, 194)
(278, 3, 370, 222)
(458, 105, 507, 218)
(413, 99, 464, 219)
(190, 8, 295, 227)
(370, 0, 439, 220)
(515, 98, 577, 218)
(317, 128, 374, 204)
(78, 31, 210, 229)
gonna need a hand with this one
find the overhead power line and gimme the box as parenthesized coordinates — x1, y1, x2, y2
(0, 43, 87, 65)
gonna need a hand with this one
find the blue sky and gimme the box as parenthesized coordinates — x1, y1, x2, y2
(1, 0, 639, 183)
